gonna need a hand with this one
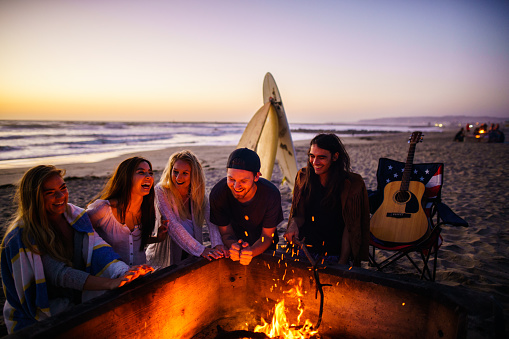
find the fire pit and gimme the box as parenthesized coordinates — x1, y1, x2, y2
(8, 254, 503, 338)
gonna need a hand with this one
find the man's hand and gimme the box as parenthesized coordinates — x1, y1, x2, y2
(284, 219, 299, 244)
(229, 240, 248, 262)
(239, 245, 253, 266)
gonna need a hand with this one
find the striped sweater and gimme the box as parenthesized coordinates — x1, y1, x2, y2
(1, 204, 129, 334)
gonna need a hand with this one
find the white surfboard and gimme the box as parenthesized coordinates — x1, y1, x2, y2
(263, 73, 298, 189)
(255, 104, 278, 179)
(237, 102, 272, 150)
(237, 102, 278, 179)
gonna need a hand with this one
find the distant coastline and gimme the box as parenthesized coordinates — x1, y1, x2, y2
(357, 115, 509, 127)
(292, 128, 403, 135)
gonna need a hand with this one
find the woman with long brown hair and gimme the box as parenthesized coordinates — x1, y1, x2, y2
(87, 156, 166, 266)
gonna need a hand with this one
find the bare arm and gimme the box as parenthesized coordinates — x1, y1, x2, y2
(236, 227, 276, 266)
(218, 224, 238, 249)
(247, 227, 276, 257)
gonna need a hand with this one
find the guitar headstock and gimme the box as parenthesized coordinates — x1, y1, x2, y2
(408, 131, 424, 144)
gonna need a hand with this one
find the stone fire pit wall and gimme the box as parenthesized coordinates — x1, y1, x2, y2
(7, 254, 502, 339)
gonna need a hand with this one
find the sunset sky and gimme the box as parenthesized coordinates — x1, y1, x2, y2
(1, 0, 508, 123)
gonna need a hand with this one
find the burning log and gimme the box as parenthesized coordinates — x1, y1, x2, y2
(215, 325, 270, 339)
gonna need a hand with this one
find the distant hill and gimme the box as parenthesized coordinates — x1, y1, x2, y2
(358, 115, 508, 127)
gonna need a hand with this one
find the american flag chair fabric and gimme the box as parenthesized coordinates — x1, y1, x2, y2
(368, 158, 468, 281)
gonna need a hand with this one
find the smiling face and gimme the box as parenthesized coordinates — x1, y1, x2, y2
(309, 144, 338, 180)
(42, 173, 69, 218)
(172, 159, 192, 195)
(226, 168, 259, 203)
(131, 161, 154, 197)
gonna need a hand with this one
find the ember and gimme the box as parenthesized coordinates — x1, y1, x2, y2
(118, 264, 154, 287)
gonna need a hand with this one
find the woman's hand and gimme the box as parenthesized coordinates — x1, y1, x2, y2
(83, 265, 154, 290)
(110, 272, 134, 289)
(214, 245, 229, 258)
(155, 220, 169, 242)
(148, 219, 168, 244)
(201, 247, 225, 261)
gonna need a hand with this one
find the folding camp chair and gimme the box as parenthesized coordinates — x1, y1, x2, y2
(368, 158, 468, 281)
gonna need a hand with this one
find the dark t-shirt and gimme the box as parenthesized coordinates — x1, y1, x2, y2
(209, 177, 282, 250)
(300, 183, 345, 256)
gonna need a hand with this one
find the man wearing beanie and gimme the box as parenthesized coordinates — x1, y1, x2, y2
(209, 148, 283, 265)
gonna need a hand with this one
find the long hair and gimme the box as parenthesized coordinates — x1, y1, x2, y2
(1, 165, 72, 265)
(93, 156, 156, 251)
(159, 150, 206, 227)
(302, 134, 351, 209)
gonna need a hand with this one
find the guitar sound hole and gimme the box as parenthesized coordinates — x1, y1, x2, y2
(394, 191, 410, 203)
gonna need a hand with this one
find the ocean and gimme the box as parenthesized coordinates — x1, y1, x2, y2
(0, 120, 442, 169)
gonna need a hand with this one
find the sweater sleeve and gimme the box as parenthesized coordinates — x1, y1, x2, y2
(155, 184, 205, 257)
(41, 254, 89, 291)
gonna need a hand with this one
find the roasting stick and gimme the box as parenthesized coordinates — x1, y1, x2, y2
(292, 238, 330, 330)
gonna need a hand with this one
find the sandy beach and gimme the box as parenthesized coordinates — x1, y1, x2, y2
(0, 131, 507, 336)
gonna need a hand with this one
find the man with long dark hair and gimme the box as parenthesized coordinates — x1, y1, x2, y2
(284, 134, 370, 266)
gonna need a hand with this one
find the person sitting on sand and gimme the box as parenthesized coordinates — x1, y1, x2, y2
(87, 157, 167, 266)
(488, 124, 505, 143)
(209, 148, 283, 266)
(453, 127, 465, 142)
(146, 150, 227, 267)
(284, 134, 370, 266)
(1, 165, 142, 334)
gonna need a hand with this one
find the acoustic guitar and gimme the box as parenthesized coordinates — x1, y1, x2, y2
(370, 132, 429, 244)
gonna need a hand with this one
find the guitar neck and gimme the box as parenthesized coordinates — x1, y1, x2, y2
(400, 143, 417, 191)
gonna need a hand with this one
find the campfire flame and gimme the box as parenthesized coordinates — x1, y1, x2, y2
(254, 278, 319, 338)
(119, 264, 154, 287)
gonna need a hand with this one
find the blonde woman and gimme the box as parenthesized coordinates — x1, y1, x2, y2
(1, 165, 138, 334)
(146, 150, 227, 267)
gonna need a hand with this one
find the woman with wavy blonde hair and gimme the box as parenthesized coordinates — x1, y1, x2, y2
(146, 150, 227, 267)
(1, 165, 136, 334)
